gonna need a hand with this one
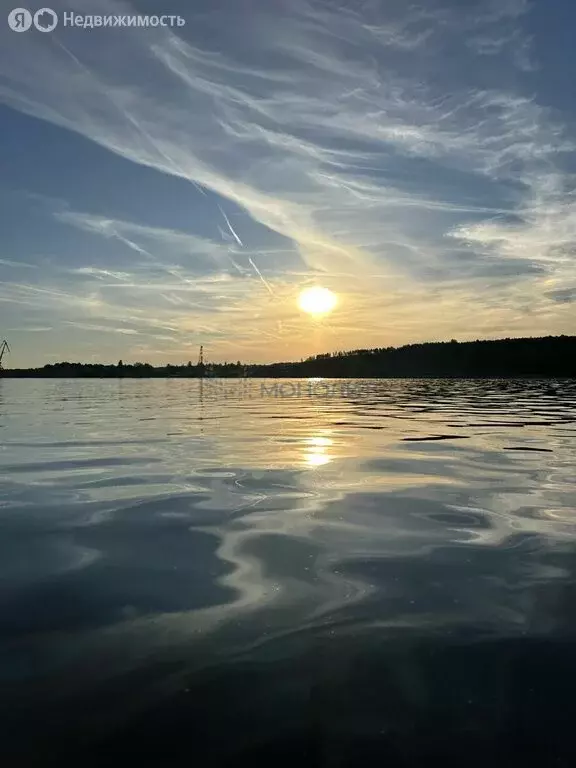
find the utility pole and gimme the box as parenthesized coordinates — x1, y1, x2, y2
(0, 340, 10, 371)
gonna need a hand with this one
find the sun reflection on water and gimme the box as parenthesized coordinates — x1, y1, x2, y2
(303, 435, 333, 467)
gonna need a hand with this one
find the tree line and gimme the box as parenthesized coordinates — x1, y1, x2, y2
(2, 335, 575, 378)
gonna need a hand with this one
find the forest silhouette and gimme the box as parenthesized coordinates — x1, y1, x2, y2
(2, 335, 575, 378)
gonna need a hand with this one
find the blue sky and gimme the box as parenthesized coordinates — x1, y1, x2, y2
(1, 0, 575, 367)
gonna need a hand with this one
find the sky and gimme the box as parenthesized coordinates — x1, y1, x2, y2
(0, 0, 575, 367)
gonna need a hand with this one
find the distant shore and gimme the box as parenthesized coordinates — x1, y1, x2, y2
(2, 335, 575, 379)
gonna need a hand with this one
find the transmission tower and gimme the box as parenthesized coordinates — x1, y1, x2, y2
(0, 340, 10, 370)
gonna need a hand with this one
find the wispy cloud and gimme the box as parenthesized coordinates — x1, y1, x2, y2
(0, 258, 38, 269)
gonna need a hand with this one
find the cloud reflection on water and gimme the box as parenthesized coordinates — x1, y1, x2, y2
(0, 378, 575, 759)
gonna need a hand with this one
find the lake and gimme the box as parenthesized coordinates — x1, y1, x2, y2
(1, 377, 575, 765)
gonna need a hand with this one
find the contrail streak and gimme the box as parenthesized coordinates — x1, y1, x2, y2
(228, 255, 245, 275)
(216, 226, 245, 274)
(54, 38, 208, 198)
(218, 205, 243, 247)
(248, 257, 275, 295)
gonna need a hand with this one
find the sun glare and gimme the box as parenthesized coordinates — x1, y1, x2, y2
(297, 286, 337, 316)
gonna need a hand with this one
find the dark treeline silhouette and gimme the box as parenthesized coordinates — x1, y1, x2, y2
(2, 336, 575, 378)
(252, 335, 576, 378)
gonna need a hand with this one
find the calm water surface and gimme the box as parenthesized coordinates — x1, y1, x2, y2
(1, 378, 575, 765)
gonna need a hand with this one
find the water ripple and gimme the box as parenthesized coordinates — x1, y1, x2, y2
(0, 377, 575, 761)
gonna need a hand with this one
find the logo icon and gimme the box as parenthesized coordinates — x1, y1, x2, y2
(8, 8, 32, 31)
(33, 7, 57, 31)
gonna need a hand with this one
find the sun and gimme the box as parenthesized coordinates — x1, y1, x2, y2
(297, 286, 337, 316)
